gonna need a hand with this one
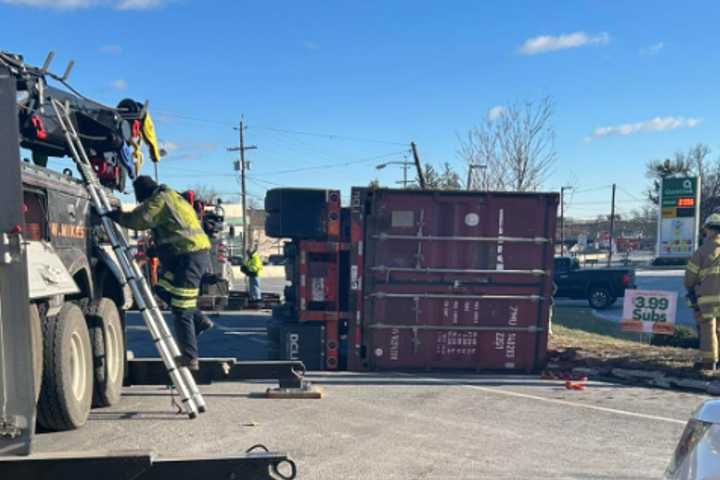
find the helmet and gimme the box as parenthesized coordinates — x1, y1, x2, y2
(704, 213, 720, 228)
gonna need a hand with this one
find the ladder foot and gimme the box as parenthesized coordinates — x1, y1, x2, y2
(198, 406, 207, 413)
(189, 412, 198, 419)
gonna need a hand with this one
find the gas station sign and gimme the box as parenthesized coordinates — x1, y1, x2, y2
(657, 177, 701, 258)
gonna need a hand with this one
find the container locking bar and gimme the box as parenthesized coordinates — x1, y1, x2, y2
(374, 233, 549, 244)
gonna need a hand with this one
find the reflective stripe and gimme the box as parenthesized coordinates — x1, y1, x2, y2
(687, 262, 700, 274)
(157, 278, 198, 298)
(162, 271, 174, 281)
(171, 297, 197, 309)
(699, 295, 720, 305)
(699, 265, 720, 278)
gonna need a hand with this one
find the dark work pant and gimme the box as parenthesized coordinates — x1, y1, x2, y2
(155, 250, 210, 360)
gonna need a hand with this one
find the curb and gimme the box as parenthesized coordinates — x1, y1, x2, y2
(569, 367, 720, 396)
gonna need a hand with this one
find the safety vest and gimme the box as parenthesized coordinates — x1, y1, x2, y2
(685, 236, 720, 318)
(243, 252, 264, 276)
(116, 186, 211, 255)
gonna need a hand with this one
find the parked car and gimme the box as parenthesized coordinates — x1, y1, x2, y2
(553, 256, 635, 309)
(665, 399, 720, 479)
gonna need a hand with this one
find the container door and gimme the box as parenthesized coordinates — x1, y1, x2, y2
(360, 189, 557, 372)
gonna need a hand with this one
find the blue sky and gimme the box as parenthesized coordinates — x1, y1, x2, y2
(2, 0, 719, 218)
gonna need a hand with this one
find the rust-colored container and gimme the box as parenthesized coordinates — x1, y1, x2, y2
(348, 188, 558, 372)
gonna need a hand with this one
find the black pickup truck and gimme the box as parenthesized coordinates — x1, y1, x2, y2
(553, 257, 636, 309)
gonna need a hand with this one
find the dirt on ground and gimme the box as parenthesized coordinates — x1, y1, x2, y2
(548, 324, 720, 381)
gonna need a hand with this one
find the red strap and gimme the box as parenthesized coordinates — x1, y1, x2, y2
(132, 119, 141, 138)
(31, 115, 48, 140)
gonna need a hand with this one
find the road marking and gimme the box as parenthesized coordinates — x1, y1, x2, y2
(419, 376, 687, 425)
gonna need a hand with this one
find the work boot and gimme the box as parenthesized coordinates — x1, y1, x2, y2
(194, 311, 214, 337)
(176, 355, 200, 372)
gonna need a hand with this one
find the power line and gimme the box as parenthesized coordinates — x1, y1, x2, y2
(252, 150, 408, 176)
(249, 125, 407, 146)
(154, 111, 236, 127)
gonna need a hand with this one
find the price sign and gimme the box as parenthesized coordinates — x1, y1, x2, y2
(621, 289, 677, 335)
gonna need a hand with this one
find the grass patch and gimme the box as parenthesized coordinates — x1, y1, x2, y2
(550, 305, 716, 380)
(554, 306, 639, 341)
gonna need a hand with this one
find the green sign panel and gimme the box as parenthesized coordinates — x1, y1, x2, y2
(661, 177, 697, 207)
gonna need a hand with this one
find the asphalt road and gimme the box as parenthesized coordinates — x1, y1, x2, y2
(31, 309, 707, 479)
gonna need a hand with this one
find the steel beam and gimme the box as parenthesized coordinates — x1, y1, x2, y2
(0, 449, 296, 480)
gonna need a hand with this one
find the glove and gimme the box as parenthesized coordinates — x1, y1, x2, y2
(106, 208, 122, 223)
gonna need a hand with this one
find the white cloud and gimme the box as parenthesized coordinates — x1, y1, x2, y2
(0, 0, 169, 9)
(99, 44, 123, 55)
(158, 140, 178, 152)
(110, 79, 127, 91)
(587, 116, 702, 141)
(115, 0, 164, 10)
(487, 105, 506, 121)
(518, 31, 610, 55)
(640, 42, 664, 56)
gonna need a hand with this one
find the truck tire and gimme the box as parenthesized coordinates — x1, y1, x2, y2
(588, 286, 615, 310)
(87, 298, 124, 408)
(29, 303, 43, 404)
(37, 303, 93, 431)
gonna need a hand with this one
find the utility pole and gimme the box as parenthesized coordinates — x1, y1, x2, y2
(410, 141, 426, 189)
(559, 186, 572, 256)
(227, 117, 257, 255)
(608, 183, 616, 266)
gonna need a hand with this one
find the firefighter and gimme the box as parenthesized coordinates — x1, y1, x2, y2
(242, 247, 263, 302)
(685, 213, 720, 371)
(108, 176, 213, 370)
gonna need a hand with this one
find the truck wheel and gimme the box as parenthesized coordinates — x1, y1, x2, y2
(37, 303, 93, 431)
(588, 286, 614, 310)
(87, 298, 124, 407)
(29, 304, 43, 404)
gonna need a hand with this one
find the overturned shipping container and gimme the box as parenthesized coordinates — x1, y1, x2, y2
(348, 188, 559, 372)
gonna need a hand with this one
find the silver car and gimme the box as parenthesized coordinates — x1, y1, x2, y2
(666, 400, 720, 479)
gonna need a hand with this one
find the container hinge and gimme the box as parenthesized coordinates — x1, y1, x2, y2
(0, 232, 24, 265)
(0, 418, 22, 439)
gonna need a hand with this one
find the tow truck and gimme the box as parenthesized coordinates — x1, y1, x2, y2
(0, 51, 303, 477)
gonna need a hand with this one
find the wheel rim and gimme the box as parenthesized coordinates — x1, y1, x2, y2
(70, 331, 87, 401)
(592, 290, 608, 307)
(106, 321, 121, 384)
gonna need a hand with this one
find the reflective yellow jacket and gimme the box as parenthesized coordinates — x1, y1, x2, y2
(243, 252, 263, 276)
(115, 186, 211, 255)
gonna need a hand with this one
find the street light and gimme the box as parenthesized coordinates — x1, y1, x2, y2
(375, 160, 414, 188)
(467, 163, 487, 190)
(560, 186, 573, 256)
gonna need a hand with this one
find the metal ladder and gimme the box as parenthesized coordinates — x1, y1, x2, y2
(50, 98, 206, 419)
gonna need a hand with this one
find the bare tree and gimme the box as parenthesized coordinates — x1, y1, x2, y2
(458, 97, 556, 192)
(189, 184, 221, 202)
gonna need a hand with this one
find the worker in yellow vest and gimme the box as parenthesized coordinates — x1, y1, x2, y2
(242, 247, 264, 302)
